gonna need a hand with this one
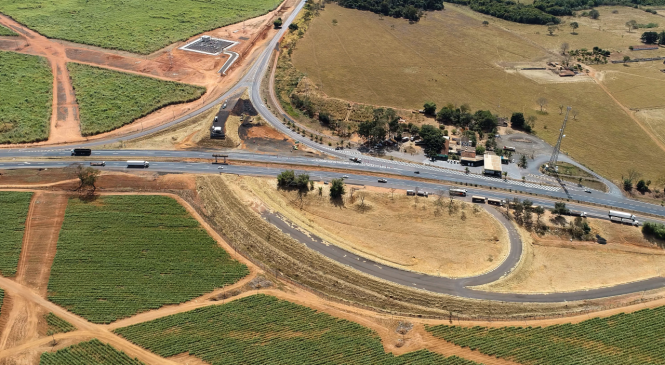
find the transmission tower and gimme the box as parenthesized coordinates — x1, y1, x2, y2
(548, 106, 571, 172)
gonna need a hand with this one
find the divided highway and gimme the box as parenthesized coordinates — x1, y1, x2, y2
(3, 0, 665, 302)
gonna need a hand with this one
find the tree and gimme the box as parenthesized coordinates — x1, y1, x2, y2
(518, 154, 528, 168)
(76, 165, 100, 192)
(637, 179, 649, 193)
(552, 202, 569, 216)
(419, 124, 445, 157)
(626, 20, 637, 33)
(534, 206, 545, 222)
(473, 110, 498, 132)
(659, 30, 665, 45)
(510, 112, 526, 130)
(288, 23, 299, 31)
(623, 55, 631, 64)
(570, 21, 579, 34)
(423, 101, 437, 116)
(332, 19, 338, 26)
(536, 97, 548, 112)
(436, 106, 455, 124)
(547, 23, 559, 36)
(526, 115, 537, 130)
(588, 9, 600, 19)
(464, 166, 470, 174)
(273, 18, 283, 28)
(623, 178, 633, 192)
(329, 178, 345, 198)
(560, 42, 569, 55)
(482, 20, 489, 26)
(476, 145, 486, 155)
(642, 31, 659, 44)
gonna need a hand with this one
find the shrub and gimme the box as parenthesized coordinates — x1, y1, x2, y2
(643, 222, 665, 240)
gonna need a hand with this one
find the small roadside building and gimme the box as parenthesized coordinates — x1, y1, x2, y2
(483, 153, 503, 177)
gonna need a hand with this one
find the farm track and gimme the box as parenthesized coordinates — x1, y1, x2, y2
(0, 14, 80, 144)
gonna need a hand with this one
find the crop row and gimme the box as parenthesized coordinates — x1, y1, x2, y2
(0, 51, 52, 144)
(68, 63, 206, 136)
(47, 195, 249, 324)
(0, 0, 277, 54)
(44, 313, 76, 335)
(40, 339, 144, 365)
(116, 294, 478, 365)
(0, 192, 32, 275)
(427, 305, 665, 364)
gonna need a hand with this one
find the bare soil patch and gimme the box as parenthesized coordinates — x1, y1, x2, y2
(476, 214, 665, 293)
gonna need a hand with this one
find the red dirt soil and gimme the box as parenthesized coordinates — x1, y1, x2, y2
(0, 0, 299, 147)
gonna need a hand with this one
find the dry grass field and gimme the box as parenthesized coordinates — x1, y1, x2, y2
(291, 4, 665, 182)
(475, 214, 665, 293)
(240, 178, 509, 277)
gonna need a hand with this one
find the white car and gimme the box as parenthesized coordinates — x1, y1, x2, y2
(342, 175, 349, 179)
(378, 178, 387, 183)
(584, 188, 591, 193)
(218, 166, 224, 169)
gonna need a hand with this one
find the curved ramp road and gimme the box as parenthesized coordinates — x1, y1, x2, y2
(3, 0, 665, 302)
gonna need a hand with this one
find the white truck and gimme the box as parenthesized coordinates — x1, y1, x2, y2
(609, 210, 639, 226)
(127, 160, 149, 168)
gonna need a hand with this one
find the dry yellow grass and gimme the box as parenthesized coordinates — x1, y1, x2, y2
(291, 3, 665, 182)
(242, 178, 509, 277)
(475, 215, 665, 293)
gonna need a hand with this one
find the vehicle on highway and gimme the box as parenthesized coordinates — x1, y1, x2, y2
(610, 216, 640, 226)
(569, 210, 588, 217)
(335, 146, 343, 150)
(90, 161, 105, 167)
(414, 171, 420, 174)
(471, 196, 486, 203)
(487, 198, 506, 206)
(71, 148, 91, 156)
(350, 157, 361, 163)
(609, 210, 636, 221)
(222, 100, 228, 109)
(406, 190, 416, 196)
(127, 160, 149, 168)
(449, 188, 467, 197)
(584, 188, 591, 193)
(342, 175, 348, 179)
(218, 166, 224, 169)
(378, 178, 387, 183)
(417, 191, 429, 197)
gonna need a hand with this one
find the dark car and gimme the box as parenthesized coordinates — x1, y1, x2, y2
(378, 178, 387, 183)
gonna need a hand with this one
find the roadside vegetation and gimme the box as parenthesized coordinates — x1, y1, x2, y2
(0, 24, 17, 36)
(0, 51, 52, 144)
(116, 294, 477, 365)
(336, 0, 444, 21)
(0, 0, 276, 54)
(68, 63, 206, 136)
(0, 192, 32, 276)
(47, 195, 249, 324)
(427, 305, 665, 364)
(40, 339, 144, 365)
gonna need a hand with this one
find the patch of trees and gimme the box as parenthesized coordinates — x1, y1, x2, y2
(357, 108, 399, 145)
(277, 170, 311, 190)
(510, 112, 535, 133)
(334, 0, 444, 21)
(446, 0, 559, 25)
(419, 124, 446, 157)
(568, 47, 610, 64)
(436, 103, 498, 133)
(643, 222, 665, 240)
(641, 31, 665, 44)
(329, 178, 346, 198)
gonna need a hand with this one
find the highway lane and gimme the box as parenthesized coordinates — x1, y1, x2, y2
(5, 160, 665, 302)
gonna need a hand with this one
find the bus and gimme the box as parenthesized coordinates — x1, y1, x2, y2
(471, 196, 486, 203)
(449, 188, 467, 197)
(487, 198, 505, 206)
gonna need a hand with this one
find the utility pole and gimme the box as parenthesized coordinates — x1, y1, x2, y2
(548, 106, 571, 172)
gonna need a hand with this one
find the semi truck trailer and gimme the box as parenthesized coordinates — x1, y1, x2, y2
(127, 161, 149, 168)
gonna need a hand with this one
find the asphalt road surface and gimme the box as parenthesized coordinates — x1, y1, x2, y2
(3, 0, 665, 302)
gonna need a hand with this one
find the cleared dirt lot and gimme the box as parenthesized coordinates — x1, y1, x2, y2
(290, 3, 665, 183)
(239, 177, 510, 277)
(475, 214, 665, 293)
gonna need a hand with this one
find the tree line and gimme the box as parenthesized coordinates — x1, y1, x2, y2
(446, 0, 665, 25)
(334, 0, 444, 21)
